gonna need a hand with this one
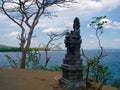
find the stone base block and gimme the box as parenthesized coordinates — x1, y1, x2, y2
(59, 78, 86, 90)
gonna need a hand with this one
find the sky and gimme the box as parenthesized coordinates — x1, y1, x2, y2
(0, 0, 120, 50)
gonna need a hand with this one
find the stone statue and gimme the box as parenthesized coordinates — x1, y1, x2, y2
(65, 17, 81, 56)
(73, 17, 80, 30)
(59, 17, 86, 90)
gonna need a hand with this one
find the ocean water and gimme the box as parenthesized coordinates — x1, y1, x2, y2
(0, 49, 120, 85)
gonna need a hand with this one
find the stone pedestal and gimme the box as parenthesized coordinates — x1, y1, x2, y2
(59, 17, 86, 90)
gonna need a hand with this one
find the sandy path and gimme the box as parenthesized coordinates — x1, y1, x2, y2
(0, 69, 116, 90)
(0, 69, 62, 90)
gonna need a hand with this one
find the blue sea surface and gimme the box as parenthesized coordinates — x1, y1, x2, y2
(0, 49, 120, 85)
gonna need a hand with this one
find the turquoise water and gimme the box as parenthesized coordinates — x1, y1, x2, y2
(0, 49, 120, 86)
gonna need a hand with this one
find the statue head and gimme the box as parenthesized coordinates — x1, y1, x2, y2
(73, 17, 80, 31)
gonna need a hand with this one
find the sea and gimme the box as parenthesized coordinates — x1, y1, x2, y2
(0, 49, 120, 86)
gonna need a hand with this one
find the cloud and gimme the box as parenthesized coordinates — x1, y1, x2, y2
(0, 14, 9, 23)
(9, 23, 18, 27)
(7, 31, 20, 39)
(103, 19, 120, 30)
(87, 18, 120, 30)
(43, 27, 66, 33)
(36, 23, 46, 28)
(49, 0, 102, 16)
(89, 35, 96, 38)
(30, 39, 40, 47)
(101, 0, 120, 11)
(49, 0, 120, 16)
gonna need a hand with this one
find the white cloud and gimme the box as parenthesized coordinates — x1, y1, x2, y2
(88, 18, 120, 30)
(36, 23, 46, 28)
(30, 39, 40, 47)
(7, 31, 20, 39)
(101, 0, 120, 11)
(50, 0, 102, 16)
(49, 0, 120, 16)
(89, 35, 96, 38)
(43, 27, 66, 33)
(9, 23, 18, 27)
(0, 14, 9, 23)
(103, 19, 120, 30)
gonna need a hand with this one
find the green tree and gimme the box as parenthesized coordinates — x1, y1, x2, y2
(111, 79, 120, 88)
(26, 49, 41, 70)
(82, 16, 111, 90)
(5, 54, 20, 68)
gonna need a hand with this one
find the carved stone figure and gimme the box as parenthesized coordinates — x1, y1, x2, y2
(59, 17, 86, 90)
(73, 17, 80, 30)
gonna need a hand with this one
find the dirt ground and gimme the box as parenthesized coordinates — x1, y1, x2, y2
(0, 69, 116, 90)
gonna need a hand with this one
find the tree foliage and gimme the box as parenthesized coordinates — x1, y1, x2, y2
(26, 49, 41, 70)
(82, 16, 111, 90)
(5, 54, 20, 68)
